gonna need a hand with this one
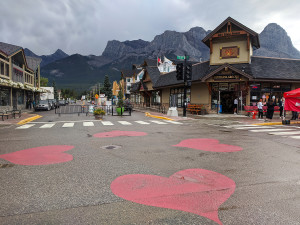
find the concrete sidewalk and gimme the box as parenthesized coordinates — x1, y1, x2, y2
(0, 110, 41, 126)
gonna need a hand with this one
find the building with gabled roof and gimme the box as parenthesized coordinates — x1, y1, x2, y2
(130, 17, 300, 114)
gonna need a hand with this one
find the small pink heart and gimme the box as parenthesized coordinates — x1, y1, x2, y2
(93, 130, 147, 138)
(173, 139, 242, 152)
(0, 145, 74, 165)
(111, 169, 236, 225)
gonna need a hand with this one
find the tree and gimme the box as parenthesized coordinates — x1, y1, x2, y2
(40, 77, 48, 87)
(102, 75, 112, 100)
(117, 81, 124, 108)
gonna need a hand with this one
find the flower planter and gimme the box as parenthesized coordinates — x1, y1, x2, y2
(94, 115, 103, 120)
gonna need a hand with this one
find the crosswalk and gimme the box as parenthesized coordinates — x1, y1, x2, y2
(16, 120, 183, 129)
(210, 123, 300, 140)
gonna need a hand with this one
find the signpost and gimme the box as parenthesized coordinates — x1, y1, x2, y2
(177, 56, 189, 60)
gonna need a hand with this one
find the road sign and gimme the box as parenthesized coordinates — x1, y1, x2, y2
(177, 56, 189, 60)
(95, 94, 99, 99)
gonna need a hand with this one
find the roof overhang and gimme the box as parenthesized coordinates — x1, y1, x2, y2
(202, 17, 260, 49)
(201, 63, 253, 82)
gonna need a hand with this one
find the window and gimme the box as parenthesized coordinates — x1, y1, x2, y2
(17, 90, 24, 105)
(169, 87, 190, 108)
(0, 87, 10, 106)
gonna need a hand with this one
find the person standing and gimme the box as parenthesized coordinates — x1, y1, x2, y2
(279, 97, 284, 118)
(265, 99, 275, 122)
(257, 99, 263, 119)
(233, 97, 238, 114)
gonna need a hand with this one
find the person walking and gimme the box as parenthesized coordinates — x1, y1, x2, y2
(233, 97, 238, 114)
(257, 99, 263, 119)
(279, 97, 284, 118)
(265, 99, 275, 122)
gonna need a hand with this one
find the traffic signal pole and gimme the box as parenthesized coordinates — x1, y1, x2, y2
(183, 54, 187, 117)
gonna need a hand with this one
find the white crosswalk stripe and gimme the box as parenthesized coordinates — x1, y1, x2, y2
(290, 136, 300, 139)
(269, 131, 300, 135)
(16, 120, 184, 129)
(40, 124, 55, 128)
(135, 121, 150, 125)
(62, 123, 74, 128)
(150, 120, 168, 124)
(101, 121, 114, 126)
(165, 120, 183, 124)
(16, 124, 35, 129)
(118, 121, 132, 125)
(83, 122, 94, 127)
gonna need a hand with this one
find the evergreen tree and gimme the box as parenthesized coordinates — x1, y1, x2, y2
(102, 75, 112, 100)
(40, 77, 48, 87)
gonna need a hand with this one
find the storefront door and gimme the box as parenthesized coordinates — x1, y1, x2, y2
(12, 89, 17, 110)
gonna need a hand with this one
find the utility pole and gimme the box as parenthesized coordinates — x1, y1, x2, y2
(183, 53, 187, 117)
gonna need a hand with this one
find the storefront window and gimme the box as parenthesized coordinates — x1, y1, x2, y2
(169, 87, 190, 108)
(152, 91, 161, 105)
(0, 87, 11, 106)
(17, 90, 24, 105)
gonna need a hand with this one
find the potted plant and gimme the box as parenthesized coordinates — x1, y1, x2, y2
(116, 81, 125, 115)
(93, 108, 106, 119)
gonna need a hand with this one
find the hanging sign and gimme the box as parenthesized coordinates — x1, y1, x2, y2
(95, 94, 99, 99)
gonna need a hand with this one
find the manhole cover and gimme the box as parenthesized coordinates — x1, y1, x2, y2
(101, 145, 122, 150)
(0, 164, 14, 168)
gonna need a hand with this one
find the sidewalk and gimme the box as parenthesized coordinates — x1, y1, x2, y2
(0, 110, 41, 126)
(136, 108, 300, 126)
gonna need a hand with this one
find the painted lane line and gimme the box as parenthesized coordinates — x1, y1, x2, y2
(16, 124, 35, 129)
(268, 131, 300, 135)
(83, 122, 94, 127)
(135, 121, 150, 125)
(101, 121, 114, 126)
(223, 125, 259, 128)
(166, 121, 183, 124)
(150, 120, 168, 125)
(249, 129, 295, 132)
(40, 124, 55, 129)
(118, 121, 132, 125)
(290, 136, 300, 139)
(62, 123, 74, 128)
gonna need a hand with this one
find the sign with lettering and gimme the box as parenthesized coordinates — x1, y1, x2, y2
(213, 75, 240, 80)
(220, 46, 239, 59)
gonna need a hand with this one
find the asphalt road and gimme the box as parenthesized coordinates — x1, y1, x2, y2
(0, 109, 299, 225)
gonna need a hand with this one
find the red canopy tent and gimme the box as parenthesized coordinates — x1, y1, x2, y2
(284, 88, 300, 111)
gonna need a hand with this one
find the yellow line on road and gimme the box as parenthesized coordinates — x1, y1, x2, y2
(252, 121, 300, 126)
(17, 115, 42, 125)
(145, 112, 174, 121)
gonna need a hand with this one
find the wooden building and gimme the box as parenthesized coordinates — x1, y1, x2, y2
(131, 17, 300, 113)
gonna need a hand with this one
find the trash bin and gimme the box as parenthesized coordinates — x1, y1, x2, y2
(219, 105, 222, 113)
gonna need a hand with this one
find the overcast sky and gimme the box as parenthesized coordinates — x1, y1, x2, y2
(1, 0, 300, 56)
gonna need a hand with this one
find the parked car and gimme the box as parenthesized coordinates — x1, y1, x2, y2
(35, 100, 51, 111)
(48, 99, 54, 109)
(59, 100, 66, 106)
(48, 99, 58, 109)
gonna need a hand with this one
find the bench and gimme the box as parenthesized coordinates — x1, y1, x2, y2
(0, 110, 21, 121)
(244, 105, 281, 117)
(187, 104, 203, 115)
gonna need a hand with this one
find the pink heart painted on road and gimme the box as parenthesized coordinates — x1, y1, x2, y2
(173, 139, 243, 152)
(93, 130, 147, 138)
(111, 169, 236, 225)
(0, 145, 74, 165)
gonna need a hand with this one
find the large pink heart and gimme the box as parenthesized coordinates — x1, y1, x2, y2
(93, 130, 147, 138)
(173, 139, 243, 152)
(0, 145, 74, 165)
(111, 169, 236, 225)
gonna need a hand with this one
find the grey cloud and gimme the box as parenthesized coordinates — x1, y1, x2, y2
(1, 0, 299, 55)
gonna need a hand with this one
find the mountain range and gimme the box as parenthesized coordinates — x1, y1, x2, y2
(25, 23, 300, 92)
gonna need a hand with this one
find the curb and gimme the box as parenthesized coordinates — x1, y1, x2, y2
(252, 121, 300, 126)
(17, 115, 42, 125)
(145, 112, 174, 121)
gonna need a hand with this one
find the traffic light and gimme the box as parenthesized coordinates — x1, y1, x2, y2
(176, 63, 183, 80)
(185, 63, 192, 80)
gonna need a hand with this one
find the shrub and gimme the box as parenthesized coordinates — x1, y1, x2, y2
(93, 108, 106, 116)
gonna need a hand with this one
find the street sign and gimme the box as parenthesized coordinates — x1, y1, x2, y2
(177, 56, 189, 60)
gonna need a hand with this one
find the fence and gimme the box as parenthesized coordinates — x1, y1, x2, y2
(132, 103, 167, 114)
(55, 105, 131, 116)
